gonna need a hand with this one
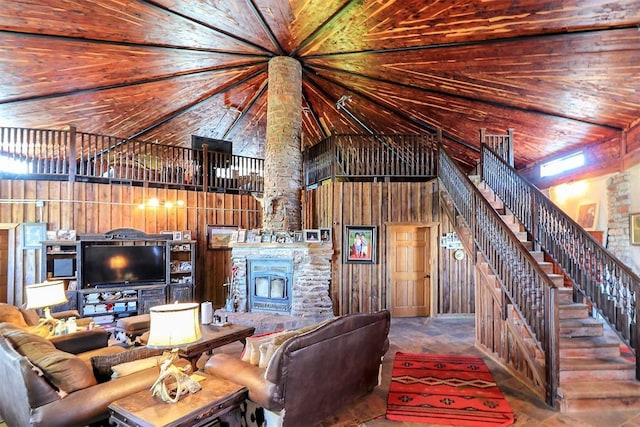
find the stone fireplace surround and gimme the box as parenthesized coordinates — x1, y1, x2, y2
(229, 241, 334, 318)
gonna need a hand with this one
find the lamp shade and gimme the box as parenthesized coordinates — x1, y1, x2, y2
(146, 303, 202, 349)
(25, 281, 67, 310)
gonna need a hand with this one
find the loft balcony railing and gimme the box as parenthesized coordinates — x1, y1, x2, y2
(481, 143, 640, 378)
(0, 126, 264, 194)
(438, 148, 560, 406)
(304, 132, 441, 187)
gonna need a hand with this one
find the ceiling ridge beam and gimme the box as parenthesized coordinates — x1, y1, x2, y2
(305, 63, 622, 131)
(0, 29, 272, 57)
(301, 89, 329, 140)
(303, 65, 479, 154)
(290, 0, 359, 58)
(246, 0, 285, 56)
(1, 62, 268, 105)
(127, 66, 268, 141)
(223, 80, 268, 140)
(301, 24, 640, 59)
(142, 0, 276, 56)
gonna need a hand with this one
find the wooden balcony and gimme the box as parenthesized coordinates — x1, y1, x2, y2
(304, 133, 440, 187)
(0, 126, 264, 194)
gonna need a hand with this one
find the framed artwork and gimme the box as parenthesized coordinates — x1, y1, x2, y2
(207, 225, 238, 249)
(576, 202, 598, 230)
(344, 225, 377, 264)
(237, 229, 247, 243)
(319, 227, 332, 243)
(304, 229, 320, 242)
(22, 222, 46, 249)
(631, 212, 640, 246)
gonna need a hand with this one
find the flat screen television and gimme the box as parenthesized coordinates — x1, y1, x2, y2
(82, 245, 165, 288)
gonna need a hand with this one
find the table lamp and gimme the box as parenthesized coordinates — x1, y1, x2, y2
(25, 280, 68, 336)
(146, 302, 202, 403)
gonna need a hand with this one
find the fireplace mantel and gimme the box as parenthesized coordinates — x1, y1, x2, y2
(230, 242, 334, 317)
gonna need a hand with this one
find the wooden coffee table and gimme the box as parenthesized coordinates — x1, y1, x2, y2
(179, 323, 255, 368)
(109, 372, 246, 427)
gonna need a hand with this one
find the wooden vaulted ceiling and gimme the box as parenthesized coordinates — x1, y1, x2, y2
(1, 0, 639, 179)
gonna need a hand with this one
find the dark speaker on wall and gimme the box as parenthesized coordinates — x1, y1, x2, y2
(191, 136, 232, 168)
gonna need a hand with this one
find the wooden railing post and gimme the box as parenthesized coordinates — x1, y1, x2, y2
(68, 125, 77, 182)
(201, 145, 209, 192)
(546, 285, 560, 408)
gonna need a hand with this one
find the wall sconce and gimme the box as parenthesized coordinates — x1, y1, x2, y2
(138, 198, 185, 209)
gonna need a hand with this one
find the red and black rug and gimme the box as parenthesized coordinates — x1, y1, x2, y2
(386, 352, 515, 426)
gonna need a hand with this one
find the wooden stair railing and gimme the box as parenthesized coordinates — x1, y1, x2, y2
(480, 143, 640, 379)
(438, 148, 560, 407)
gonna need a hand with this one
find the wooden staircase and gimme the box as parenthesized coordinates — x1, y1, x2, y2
(473, 178, 640, 412)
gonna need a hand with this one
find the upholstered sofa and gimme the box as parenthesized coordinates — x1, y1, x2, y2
(204, 310, 391, 427)
(0, 323, 164, 427)
(0, 302, 109, 354)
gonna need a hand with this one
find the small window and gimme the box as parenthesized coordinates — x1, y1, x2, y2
(540, 152, 584, 178)
(0, 154, 30, 174)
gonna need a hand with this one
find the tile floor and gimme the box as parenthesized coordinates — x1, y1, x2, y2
(316, 316, 640, 427)
(4, 316, 640, 427)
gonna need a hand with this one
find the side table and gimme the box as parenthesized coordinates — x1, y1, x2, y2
(109, 372, 247, 427)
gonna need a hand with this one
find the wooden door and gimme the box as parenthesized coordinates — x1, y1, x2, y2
(389, 225, 430, 317)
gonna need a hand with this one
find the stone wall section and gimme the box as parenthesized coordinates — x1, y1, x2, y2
(230, 243, 334, 317)
(606, 172, 631, 263)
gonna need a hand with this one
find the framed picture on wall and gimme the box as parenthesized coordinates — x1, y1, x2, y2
(319, 227, 332, 243)
(207, 225, 238, 249)
(344, 225, 377, 264)
(631, 213, 640, 246)
(22, 222, 46, 249)
(576, 202, 598, 230)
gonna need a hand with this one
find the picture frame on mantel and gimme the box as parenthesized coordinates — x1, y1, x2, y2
(207, 225, 238, 249)
(631, 212, 640, 246)
(344, 225, 377, 264)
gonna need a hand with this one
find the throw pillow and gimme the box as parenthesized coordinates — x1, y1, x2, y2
(3, 327, 97, 393)
(241, 330, 285, 366)
(111, 355, 163, 378)
(0, 304, 29, 328)
(91, 346, 164, 382)
(258, 319, 334, 369)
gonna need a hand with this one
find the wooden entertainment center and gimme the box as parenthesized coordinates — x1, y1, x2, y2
(41, 228, 195, 329)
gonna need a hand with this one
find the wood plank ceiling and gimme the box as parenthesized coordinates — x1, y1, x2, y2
(1, 0, 639, 179)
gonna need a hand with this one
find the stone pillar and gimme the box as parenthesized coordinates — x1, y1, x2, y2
(263, 56, 302, 231)
(607, 172, 631, 262)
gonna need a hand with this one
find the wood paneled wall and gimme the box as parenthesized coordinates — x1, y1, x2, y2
(306, 180, 473, 316)
(438, 210, 476, 314)
(0, 179, 260, 306)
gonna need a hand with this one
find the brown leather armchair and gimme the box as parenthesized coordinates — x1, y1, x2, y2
(0, 302, 108, 354)
(0, 323, 161, 427)
(205, 310, 391, 427)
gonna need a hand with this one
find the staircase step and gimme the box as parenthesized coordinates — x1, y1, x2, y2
(560, 317, 604, 338)
(548, 273, 564, 287)
(559, 335, 622, 358)
(559, 356, 635, 382)
(558, 380, 640, 412)
(529, 250, 545, 262)
(557, 287, 574, 304)
(559, 303, 590, 319)
(538, 261, 554, 273)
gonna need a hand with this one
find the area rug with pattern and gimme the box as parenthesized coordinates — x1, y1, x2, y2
(386, 352, 515, 426)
